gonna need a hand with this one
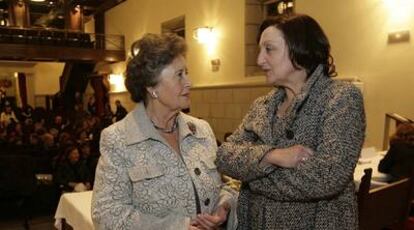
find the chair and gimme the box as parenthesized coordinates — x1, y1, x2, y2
(80, 33, 93, 48)
(10, 27, 26, 44)
(0, 27, 12, 43)
(66, 32, 81, 47)
(0, 155, 37, 229)
(358, 168, 414, 230)
(39, 30, 54, 46)
(26, 29, 41, 45)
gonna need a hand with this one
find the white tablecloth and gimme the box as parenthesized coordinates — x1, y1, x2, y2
(51, 150, 389, 229)
(354, 150, 390, 189)
(54, 191, 94, 230)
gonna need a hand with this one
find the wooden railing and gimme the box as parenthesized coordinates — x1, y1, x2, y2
(0, 26, 125, 51)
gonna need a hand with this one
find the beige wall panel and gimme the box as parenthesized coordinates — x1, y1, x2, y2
(106, 0, 414, 148)
(297, 0, 414, 148)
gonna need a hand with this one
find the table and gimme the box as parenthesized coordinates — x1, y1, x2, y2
(52, 150, 389, 230)
(354, 149, 390, 189)
(54, 191, 94, 230)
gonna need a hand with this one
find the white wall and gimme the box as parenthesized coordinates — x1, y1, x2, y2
(0, 62, 62, 107)
(0, 63, 36, 106)
(33, 62, 63, 96)
(0, 63, 34, 99)
(105, 0, 252, 111)
(106, 0, 414, 149)
(84, 17, 95, 33)
(106, 0, 248, 86)
(296, 0, 414, 149)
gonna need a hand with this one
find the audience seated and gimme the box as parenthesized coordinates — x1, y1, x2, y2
(21, 104, 33, 123)
(79, 142, 99, 187)
(0, 102, 19, 127)
(0, 27, 98, 49)
(0, 97, 111, 192)
(0, 95, 114, 221)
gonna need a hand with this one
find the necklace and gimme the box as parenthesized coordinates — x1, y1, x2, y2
(151, 116, 178, 133)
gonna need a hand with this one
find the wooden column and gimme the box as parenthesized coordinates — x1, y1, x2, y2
(65, 2, 83, 31)
(8, 0, 30, 28)
(90, 76, 108, 116)
(17, 73, 27, 107)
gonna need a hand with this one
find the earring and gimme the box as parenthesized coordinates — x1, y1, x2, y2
(151, 91, 158, 99)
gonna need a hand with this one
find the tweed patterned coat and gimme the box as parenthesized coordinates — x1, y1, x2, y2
(216, 66, 366, 230)
(92, 103, 237, 230)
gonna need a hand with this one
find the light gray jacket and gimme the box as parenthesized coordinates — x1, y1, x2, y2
(92, 103, 237, 230)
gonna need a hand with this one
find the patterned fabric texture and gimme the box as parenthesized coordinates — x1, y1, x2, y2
(216, 65, 366, 230)
(92, 103, 237, 230)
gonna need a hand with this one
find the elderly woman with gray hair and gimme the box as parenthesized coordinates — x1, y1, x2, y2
(91, 33, 237, 230)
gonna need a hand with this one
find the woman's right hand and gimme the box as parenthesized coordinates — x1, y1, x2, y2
(263, 145, 313, 168)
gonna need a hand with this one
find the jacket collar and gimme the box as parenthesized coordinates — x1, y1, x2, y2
(124, 103, 206, 146)
(177, 114, 207, 141)
(295, 64, 324, 102)
(124, 103, 159, 145)
(251, 65, 325, 143)
(265, 64, 324, 109)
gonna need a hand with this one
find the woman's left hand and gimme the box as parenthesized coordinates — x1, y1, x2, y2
(191, 203, 230, 230)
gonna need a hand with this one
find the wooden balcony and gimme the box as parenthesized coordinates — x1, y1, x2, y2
(0, 27, 125, 63)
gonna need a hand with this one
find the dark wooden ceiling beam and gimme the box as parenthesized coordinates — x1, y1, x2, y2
(0, 43, 125, 63)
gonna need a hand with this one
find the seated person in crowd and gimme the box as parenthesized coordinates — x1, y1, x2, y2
(21, 105, 33, 123)
(79, 142, 99, 186)
(0, 103, 18, 127)
(378, 122, 414, 182)
(54, 145, 91, 192)
(87, 95, 97, 116)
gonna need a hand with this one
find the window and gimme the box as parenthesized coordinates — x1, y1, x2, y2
(245, 0, 294, 76)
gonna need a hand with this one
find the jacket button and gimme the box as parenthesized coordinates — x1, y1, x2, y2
(204, 198, 210, 206)
(194, 168, 201, 175)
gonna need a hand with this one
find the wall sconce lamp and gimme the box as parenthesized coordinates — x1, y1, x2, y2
(388, 30, 410, 44)
(193, 27, 215, 44)
(108, 73, 127, 93)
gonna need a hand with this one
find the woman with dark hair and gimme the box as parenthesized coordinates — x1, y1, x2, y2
(216, 14, 366, 229)
(54, 145, 91, 192)
(379, 122, 414, 181)
(92, 33, 237, 230)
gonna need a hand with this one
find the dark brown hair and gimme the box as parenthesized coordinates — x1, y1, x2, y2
(258, 14, 337, 78)
(125, 33, 187, 103)
(390, 122, 414, 146)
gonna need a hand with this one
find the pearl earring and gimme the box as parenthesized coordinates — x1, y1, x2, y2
(152, 91, 158, 99)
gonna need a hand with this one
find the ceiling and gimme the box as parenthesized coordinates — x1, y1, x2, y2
(0, 0, 125, 29)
